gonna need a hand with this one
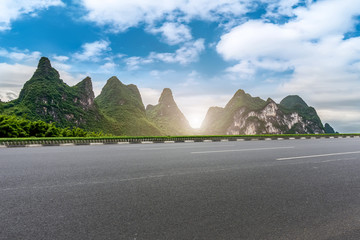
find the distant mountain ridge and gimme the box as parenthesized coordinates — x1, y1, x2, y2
(1, 57, 191, 135)
(1, 57, 332, 136)
(201, 91, 325, 135)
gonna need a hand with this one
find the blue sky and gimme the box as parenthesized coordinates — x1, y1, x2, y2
(0, 0, 360, 132)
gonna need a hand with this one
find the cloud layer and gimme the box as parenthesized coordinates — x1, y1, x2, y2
(1, 0, 360, 132)
(0, 0, 64, 31)
(80, 0, 251, 32)
(216, 0, 360, 131)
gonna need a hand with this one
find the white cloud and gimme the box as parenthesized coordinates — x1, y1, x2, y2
(125, 56, 154, 71)
(265, 0, 303, 17)
(0, 48, 41, 62)
(59, 71, 88, 87)
(226, 60, 256, 79)
(73, 40, 111, 62)
(124, 39, 205, 70)
(216, 0, 360, 132)
(52, 60, 71, 71)
(148, 22, 192, 45)
(80, 0, 251, 32)
(150, 39, 205, 64)
(317, 108, 360, 133)
(0, 0, 64, 31)
(0, 62, 36, 101)
(0, 62, 35, 84)
(139, 87, 162, 106)
(179, 71, 200, 87)
(0, 90, 18, 102)
(100, 61, 116, 73)
(53, 55, 69, 62)
(318, 109, 360, 123)
(149, 70, 174, 78)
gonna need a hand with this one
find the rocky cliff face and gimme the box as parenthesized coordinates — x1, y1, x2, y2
(201, 89, 266, 135)
(73, 77, 95, 110)
(202, 90, 325, 135)
(146, 88, 193, 135)
(227, 99, 324, 135)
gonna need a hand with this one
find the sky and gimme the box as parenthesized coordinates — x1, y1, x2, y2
(0, 0, 360, 132)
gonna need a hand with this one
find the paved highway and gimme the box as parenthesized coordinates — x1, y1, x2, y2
(1, 138, 360, 239)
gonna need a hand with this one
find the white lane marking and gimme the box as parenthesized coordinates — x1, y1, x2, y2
(321, 157, 356, 163)
(141, 141, 154, 144)
(164, 141, 175, 143)
(191, 146, 294, 154)
(185, 140, 194, 143)
(276, 151, 360, 161)
(90, 143, 104, 145)
(141, 144, 235, 151)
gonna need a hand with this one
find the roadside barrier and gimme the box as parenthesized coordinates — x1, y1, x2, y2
(0, 134, 358, 148)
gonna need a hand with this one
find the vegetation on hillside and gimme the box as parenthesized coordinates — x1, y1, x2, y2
(3, 57, 112, 134)
(0, 115, 104, 138)
(279, 95, 308, 109)
(324, 123, 336, 133)
(95, 76, 163, 136)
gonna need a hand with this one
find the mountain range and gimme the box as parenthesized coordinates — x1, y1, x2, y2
(0, 57, 335, 136)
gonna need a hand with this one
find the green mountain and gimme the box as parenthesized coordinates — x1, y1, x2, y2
(324, 123, 336, 133)
(279, 95, 308, 109)
(3, 57, 109, 132)
(1, 57, 332, 136)
(95, 76, 162, 136)
(279, 95, 324, 132)
(146, 88, 193, 135)
(201, 90, 325, 135)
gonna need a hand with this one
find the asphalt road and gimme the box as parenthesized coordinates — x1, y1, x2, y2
(1, 138, 360, 239)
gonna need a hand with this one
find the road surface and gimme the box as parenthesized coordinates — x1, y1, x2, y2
(1, 138, 360, 239)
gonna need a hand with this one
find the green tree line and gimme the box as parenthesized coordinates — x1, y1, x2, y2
(0, 115, 105, 138)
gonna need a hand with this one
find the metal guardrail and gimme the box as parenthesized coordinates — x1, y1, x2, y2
(0, 134, 359, 148)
